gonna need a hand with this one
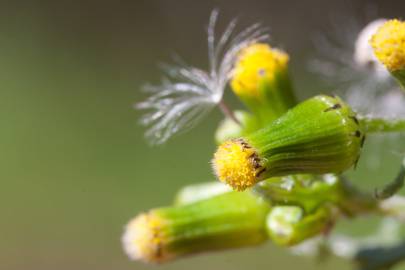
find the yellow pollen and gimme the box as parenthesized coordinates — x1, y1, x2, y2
(122, 211, 170, 263)
(370, 19, 405, 72)
(231, 43, 289, 98)
(212, 139, 262, 191)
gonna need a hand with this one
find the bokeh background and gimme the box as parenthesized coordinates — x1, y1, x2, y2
(2, 0, 405, 269)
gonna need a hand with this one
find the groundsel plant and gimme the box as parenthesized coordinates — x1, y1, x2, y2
(136, 10, 269, 145)
(126, 11, 405, 270)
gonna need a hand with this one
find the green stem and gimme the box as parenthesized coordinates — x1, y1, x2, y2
(392, 69, 405, 90)
(359, 116, 405, 133)
(374, 158, 405, 200)
(253, 175, 378, 216)
(218, 100, 241, 125)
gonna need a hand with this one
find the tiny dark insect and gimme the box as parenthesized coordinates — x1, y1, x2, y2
(256, 168, 266, 177)
(353, 130, 361, 138)
(349, 115, 359, 125)
(324, 103, 342, 112)
(253, 162, 261, 169)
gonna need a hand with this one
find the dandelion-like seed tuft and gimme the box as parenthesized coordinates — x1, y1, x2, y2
(212, 138, 264, 191)
(231, 43, 289, 97)
(122, 212, 170, 263)
(354, 19, 387, 71)
(136, 10, 269, 144)
(370, 19, 405, 72)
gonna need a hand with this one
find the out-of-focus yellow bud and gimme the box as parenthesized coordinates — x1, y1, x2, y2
(230, 43, 297, 125)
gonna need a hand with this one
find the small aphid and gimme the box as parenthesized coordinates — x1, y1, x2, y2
(136, 10, 269, 145)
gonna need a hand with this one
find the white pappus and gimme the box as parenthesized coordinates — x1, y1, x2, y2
(309, 9, 405, 118)
(136, 10, 269, 145)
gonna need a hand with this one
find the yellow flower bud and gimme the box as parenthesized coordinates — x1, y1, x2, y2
(230, 43, 296, 124)
(122, 192, 271, 263)
(231, 43, 289, 97)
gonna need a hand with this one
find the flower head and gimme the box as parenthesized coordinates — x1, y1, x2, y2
(370, 19, 405, 72)
(230, 43, 296, 124)
(212, 138, 264, 191)
(213, 95, 364, 191)
(136, 10, 269, 144)
(122, 211, 170, 263)
(122, 191, 270, 263)
(231, 43, 289, 97)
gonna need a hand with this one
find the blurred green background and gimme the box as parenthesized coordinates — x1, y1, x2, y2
(2, 0, 405, 269)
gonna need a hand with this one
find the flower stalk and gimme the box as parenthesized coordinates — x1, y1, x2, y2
(254, 174, 378, 216)
(359, 116, 405, 133)
(218, 100, 241, 125)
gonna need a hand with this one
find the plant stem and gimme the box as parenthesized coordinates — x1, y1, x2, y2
(253, 175, 378, 216)
(375, 158, 405, 200)
(359, 116, 405, 133)
(218, 100, 241, 125)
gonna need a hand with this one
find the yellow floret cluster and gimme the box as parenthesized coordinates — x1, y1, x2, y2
(231, 43, 289, 98)
(212, 139, 261, 191)
(122, 211, 170, 263)
(370, 19, 405, 72)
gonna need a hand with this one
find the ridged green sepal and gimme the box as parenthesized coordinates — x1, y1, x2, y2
(247, 95, 364, 179)
(122, 191, 271, 263)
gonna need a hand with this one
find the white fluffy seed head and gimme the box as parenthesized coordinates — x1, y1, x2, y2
(122, 214, 152, 262)
(136, 10, 269, 145)
(310, 15, 404, 118)
(354, 18, 388, 78)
